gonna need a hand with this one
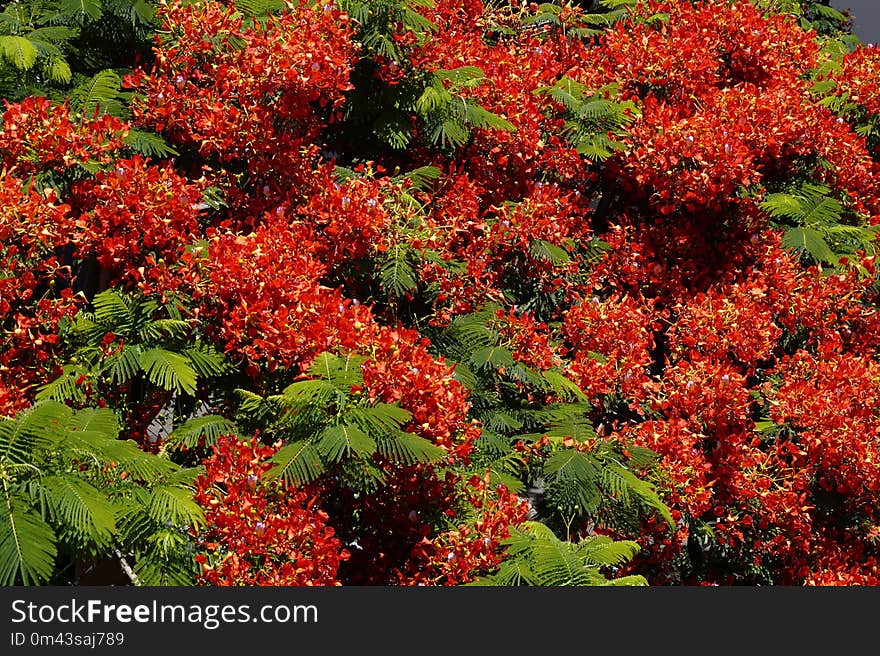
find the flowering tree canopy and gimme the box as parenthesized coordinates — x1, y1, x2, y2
(2, 0, 880, 587)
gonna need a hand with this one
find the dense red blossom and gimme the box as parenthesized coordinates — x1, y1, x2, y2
(201, 214, 369, 372)
(193, 436, 347, 586)
(0, 96, 126, 176)
(416, 2, 589, 189)
(564, 292, 656, 402)
(837, 46, 880, 120)
(67, 156, 204, 280)
(577, 0, 819, 106)
(360, 325, 475, 456)
(329, 467, 528, 585)
(409, 475, 529, 585)
(770, 350, 880, 498)
(128, 0, 355, 182)
(8, 0, 880, 587)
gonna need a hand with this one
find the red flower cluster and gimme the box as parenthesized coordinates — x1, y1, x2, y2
(578, 1, 880, 219)
(0, 98, 128, 414)
(166, 0, 880, 585)
(67, 156, 203, 280)
(564, 292, 656, 402)
(410, 475, 529, 585)
(837, 46, 880, 119)
(127, 0, 355, 186)
(193, 436, 348, 586)
(0, 96, 126, 176)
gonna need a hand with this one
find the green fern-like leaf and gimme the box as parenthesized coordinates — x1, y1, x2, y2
(601, 461, 674, 529)
(578, 534, 641, 567)
(42, 475, 116, 547)
(375, 430, 446, 466)
(147, 485, 204, 527)
(432, 117, 469, 148)
(234, 0, 285, 18)
(471, 521, 646, 587)
(35, 364, 89, 403)
(124, 0, 157, 25)
(762, 184, 844, 225)
(530, 536, 607, 586)
(63, 430, 176, 480)
(278, 378, 341, 410)
(575, 133, 628, 160)
(0, 492, 58, 585)
(782, 226, 838, 265)
(0, 402, 71, 462)
(47, 57, 72, 83)
(235, 389, 276, 424)
(806, 3, 846, 22)
(316, 423, 376, 463)
(470, 345, 516, 370)
(539, 403, 596, 443)
(69, 406, 119, 436)
(379, 243, 419, 296)
(134, 551, 197, 586)
(92, 287, 139, 326)
(463, 103, 515, 133)
(70, 69, 125, 117)
(307, 352, 366, 389)
(540, 370, 589, 402)
(415, 85, 448, 114)
(100, 345, 141, 386)
(393, 165, 442, 191)
(123, 129, 179, 157)
(537, 79, 637, 161)
(138, 348, 198, 394)
(60, 0, 105, 22)
(183, 345, 229, 378)
(166, 415, 237, 449)
(529, 239, 571, 265)
(0, 35, 37, 70)
(544, 449, 601, 514)
(374, 109, 413, 150)
(137, 318, 189, 342)
(759, 182, 873, 265)
(266, 440, 325, 486)
(347, 403, 412, 435)
(450, 361, 478, 389)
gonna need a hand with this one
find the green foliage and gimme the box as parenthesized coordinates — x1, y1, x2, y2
(164, 415, 237, 450)
(761, 182, 879, 266)
(235, 352, 445, 491)
(751, 0, 852, 37)
(471, 521, 646, 586)
(330, 164, 465, 321)
(336, 1, 516, 154)
(416, 66, 515, 149)
(0, 0, 157, 101)
(37, 289, 229, 402)
(426, 307, 672, 538)
(0, 3, 78, 94)
(339, 0, 437, 62)
(115, 467, 204, 585)
(232, 0, 287, 21)
(542, 443, 673, 532)
(522, 2, 621, 40)
(68, 68, 125, 116)
(335, 0, 435, 151)
(0, 401, 202, 585)
(537, 79, 639, 161)
(378, 241, 421, 296)
(0, 0, 173, 161)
